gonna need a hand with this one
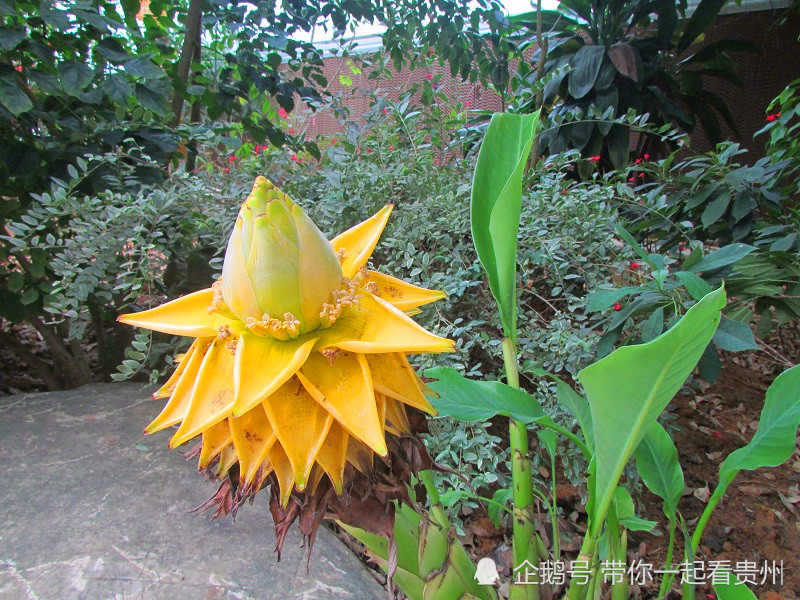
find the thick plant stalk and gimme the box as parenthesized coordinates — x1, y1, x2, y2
(502, 337, 540, 600)
(567, 535, 599, 600)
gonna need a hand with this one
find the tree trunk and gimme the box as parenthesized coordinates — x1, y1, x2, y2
(169, 0, 203, 129)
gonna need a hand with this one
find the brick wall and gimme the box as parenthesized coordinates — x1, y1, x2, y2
(293, 9, 799, 162)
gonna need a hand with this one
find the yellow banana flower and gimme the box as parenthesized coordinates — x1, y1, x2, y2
(119, 176, 451, 508)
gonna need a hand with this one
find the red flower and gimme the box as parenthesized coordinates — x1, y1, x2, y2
(382, 108, 388, 115)
(290, 154, 299, 162)
(425, 73, 433, 81)
(643, 153, 650, 160)
(222, 167, 230, 173)
(630, 261, 641, 270)
(634, 158, 642, 165)
(628, 176, 636, 182)
(289, 128, 295, 134)
(387, 145, 394, 151)
(638, 172, 645, 178)
(464, 100, 471, 108)
(278, 107, 288, 118)
(613, 302, 622, 311)
(356, 146, 361, 152)
(766, 112, 781, 122)
(228, 155, 236, 164)
(331, 137, 337, 143)
(589, 155, 601, 162)
(15, 65, 22, 72)
(366, 148, 373, 154)
(561, 190, 568, 195)
(433, 157, 440, 165)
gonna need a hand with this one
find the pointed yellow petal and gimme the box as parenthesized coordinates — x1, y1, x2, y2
(170, 338, 236, 448)
(367, 271, 446, 311)
(145, 338, 212, 434)
(199, 419, 233, 469)
(385, 396, 411, 435)
(217, 443, 238, 476)
(232, 332, 318, 416)
(230, 404, 277, 484)
(366, 353, 437, 415)
(317, 292, 454, 354)
(268, 443, 295, 507)
(315, 422, 349, 494)
(118, 288, 235, 337)
(331, 205, 393, 278)
(153, 340, 199, 400)
(376, 391, 386, 435)
(297, 351, 387, 456)
(262, 378, 333, 491)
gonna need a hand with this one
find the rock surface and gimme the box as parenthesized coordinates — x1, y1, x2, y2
(0, 383, 384, 599)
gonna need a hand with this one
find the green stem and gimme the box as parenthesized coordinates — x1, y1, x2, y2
(657, 517, 677, 599)
(549, 450, 560, 561)
(690, 492, 720, 555)
(538, 420, 592, 459)
(503, 337, 540, 600)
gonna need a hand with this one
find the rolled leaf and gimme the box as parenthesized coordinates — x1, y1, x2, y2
(470, 112, 540, 343)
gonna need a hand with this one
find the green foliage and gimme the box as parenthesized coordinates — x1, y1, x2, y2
(2, 150, 240, 385)
(756, 77, 800, 195)
(630, 143, 785, 244)
(511, 0, 753, 164)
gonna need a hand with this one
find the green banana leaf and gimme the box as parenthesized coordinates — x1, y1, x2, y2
(579, 286, 725, 532)
(470, 111, 540, 343)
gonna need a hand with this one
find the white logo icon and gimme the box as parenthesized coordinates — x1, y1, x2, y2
(475, 557, 500, 585)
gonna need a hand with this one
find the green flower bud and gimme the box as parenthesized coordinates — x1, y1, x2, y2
(221, 177, 343, 334)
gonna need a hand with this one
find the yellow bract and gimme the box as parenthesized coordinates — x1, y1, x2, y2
(118, 178, 452, 506)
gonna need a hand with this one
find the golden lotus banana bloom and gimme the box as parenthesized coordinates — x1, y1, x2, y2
(118, 177, 452, 511)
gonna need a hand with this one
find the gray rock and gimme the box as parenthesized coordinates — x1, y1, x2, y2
(0, 383, 385, 600)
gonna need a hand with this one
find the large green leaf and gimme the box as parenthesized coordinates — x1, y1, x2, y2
(58, 61, 94, 96)
(568, 45, 605, 99)
(0, 74, 33, 116)
(578, 286, 725, 531)
(470, 111, 540, 343)
(634, 422, 684, 519)
(686, 243, 755, 273)
(711, 363, 800, 501)
(712, 316, 758, 352)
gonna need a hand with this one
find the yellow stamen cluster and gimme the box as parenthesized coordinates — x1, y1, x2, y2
(319, 270, 366, 329)
(244, 312, 301, 340)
